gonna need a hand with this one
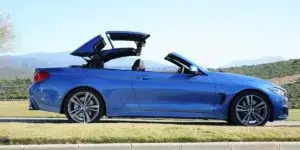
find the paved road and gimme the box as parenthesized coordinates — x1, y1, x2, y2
(0, 117, 299, 126)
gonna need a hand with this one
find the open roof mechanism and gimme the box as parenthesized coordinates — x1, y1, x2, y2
(105, 31, 150, 54)
(70, 35, 106, 57)
(70, 31, 150, 64)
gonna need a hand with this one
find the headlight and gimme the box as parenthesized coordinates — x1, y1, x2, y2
(269, 87, 286, 97)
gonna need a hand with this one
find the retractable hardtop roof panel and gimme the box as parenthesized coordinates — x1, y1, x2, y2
(70, 31, 150, 63)
(70, 35, 106, 57)
(105, 31, 150, 52)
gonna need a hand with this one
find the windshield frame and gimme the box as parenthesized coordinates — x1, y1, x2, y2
(164, 52, 209, 75)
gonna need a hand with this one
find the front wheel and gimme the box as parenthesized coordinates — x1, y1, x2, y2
(229, 91, 271, 126)
(64, 88, 104, 123)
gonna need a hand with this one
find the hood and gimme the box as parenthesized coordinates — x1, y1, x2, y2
(208, 72, 278, 87)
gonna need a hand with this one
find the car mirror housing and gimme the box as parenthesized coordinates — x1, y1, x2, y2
(189, 65, 199, 75)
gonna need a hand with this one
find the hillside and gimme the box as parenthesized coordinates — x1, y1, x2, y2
(0, 66, 33, 79)
(269, 74, 300, 85)
(282, 81, 300, 109)
(213, 58, 300, 79)
(222, 56, 286, 68)
(216, 59, 300, 109)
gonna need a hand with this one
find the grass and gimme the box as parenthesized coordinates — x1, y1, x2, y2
(1, 123, 300, 144)
(289, 109, 300, 121)
(0, 101, 64, 118)
(0, 101, 300, 144)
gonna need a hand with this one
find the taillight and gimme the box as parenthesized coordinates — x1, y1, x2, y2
(34, 71, 50, 83)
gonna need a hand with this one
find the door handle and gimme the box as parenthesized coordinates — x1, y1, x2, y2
(141, 75, 151, 80)
(137, 75, 151, 80)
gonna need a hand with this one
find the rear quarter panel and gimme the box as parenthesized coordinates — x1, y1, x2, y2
(30, 67, 134, 114)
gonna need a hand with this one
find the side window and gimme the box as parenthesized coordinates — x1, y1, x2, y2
(145, 60, 179, 73)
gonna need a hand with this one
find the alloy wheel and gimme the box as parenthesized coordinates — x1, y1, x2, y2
(235, 95, 268, 126)
(67, 92, 100, 123)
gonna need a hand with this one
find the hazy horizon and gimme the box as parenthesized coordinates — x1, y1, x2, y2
(1, 0, 300, 68)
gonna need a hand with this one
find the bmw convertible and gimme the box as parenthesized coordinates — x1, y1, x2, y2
(29, 31, 289, 126)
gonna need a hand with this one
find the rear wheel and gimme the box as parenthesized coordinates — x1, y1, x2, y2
(64, 88, 104, 123)
(226, 118, 234, 125)
(230, 91, 271, 126)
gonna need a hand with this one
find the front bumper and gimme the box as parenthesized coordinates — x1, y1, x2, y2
(275, 105, 289, 120)
(270, 93, 289, 121)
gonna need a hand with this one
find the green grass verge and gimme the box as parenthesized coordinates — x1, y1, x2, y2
(0, 101, 300, 144)
(0, 123, 300, 144)
(289, 109, 300, 121)
(0, 101, 64, 118)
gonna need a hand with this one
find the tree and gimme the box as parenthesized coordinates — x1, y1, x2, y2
(0, 14, 14, 53)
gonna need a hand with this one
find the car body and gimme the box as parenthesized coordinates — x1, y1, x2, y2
(29, 31, 289, 126)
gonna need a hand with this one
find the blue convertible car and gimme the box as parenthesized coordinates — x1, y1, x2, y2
(29, 31, 289, 126)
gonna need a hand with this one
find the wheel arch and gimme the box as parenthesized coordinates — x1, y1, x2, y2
(227, 88, 274, 121)
(59, 86, 107, 116)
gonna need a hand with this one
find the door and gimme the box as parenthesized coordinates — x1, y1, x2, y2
(132, 71, 220, 113)
(85, 68, 138, 112)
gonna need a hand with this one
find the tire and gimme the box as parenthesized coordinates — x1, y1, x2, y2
(63, 88, 105, 123)
(226, 118, 235, 125)
(229, 91, 271, 126)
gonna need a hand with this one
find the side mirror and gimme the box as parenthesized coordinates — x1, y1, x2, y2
(189, 65, 199, 75)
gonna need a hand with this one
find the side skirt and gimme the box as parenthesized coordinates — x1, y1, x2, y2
(107, 109, 227, 120)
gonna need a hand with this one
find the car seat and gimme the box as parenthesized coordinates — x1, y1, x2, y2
(132, 59, 145, 71)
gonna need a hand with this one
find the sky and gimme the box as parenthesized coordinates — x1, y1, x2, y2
(1, 0, 300, 68)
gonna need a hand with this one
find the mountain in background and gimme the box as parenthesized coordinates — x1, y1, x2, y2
(223, 56, 286, 68)
(0, 51, 288, 78)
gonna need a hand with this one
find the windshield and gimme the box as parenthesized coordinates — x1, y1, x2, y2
(166, 52, 209, 74)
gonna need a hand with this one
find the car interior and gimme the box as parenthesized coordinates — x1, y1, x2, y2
(77, 46, 196, 75)
(79, 54, 194, 75)
(130, 57, 193, 74)
(131, 59, 146, 71)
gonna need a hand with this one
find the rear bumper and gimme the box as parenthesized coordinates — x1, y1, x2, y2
(28, 84, 39, 110)
(29, 83, 62, 113)
(29, 97, 39, 110)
